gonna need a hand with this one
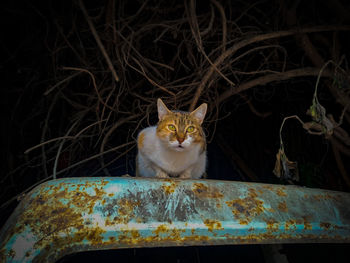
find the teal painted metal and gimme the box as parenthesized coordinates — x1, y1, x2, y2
(1, 177, 350, 262)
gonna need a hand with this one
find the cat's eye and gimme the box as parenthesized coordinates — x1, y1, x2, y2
(186, 126, 195, 133)
(168, 124, 176, 131)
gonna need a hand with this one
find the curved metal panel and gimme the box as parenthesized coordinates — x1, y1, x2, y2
(1, 177, 350, 262)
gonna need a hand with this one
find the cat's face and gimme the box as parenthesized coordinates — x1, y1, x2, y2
(156, 99, 207, 152)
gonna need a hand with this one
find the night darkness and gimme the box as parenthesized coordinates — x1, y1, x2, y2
(1, 0, 350, 262)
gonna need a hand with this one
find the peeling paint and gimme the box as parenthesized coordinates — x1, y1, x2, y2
(225, 188, 265, 225)
(192, 182, 224, 199)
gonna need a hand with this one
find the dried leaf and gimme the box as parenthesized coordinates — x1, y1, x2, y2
(308, 99, 334, 135)
(309, 99, 326, 123)
(273, 149, 283, 178)
(273, 148, 299, 182)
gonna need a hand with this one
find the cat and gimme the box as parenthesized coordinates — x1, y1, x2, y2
(136, 98, 207, 179)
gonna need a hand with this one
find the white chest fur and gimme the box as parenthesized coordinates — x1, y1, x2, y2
(137, 126, 206, 178)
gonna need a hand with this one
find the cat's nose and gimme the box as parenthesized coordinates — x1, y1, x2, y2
(177, 137, 185, 144)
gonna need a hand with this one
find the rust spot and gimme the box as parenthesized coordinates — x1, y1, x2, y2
(162, 181, 177, 194)
(192, 183, 224, 198)
(225, 188, 264, 224)
(105, 217, 113, 226)
(266, 207, 275, 213)
(118, 230, 141, 245)
(320, 222, 331, 230)
(34, 226, 107, 260)
(116, 226, 210, 246)
(94, 187, 105, 196)
(278, 201, 288, 212)
(239, 219, 249, 225)
(203, 219, 223, 233)
(265, 218, 279, 232)
(84, 227, 106, 245)
(285, 219, 297, 230)
(221, 232, 348, 244)
(148, 226, 186, 243)
(302, 216, 312, 230)
(261, 185, 274, 191)
(113, 199, 140, 224)
(249, 188, 258, 198)
(312, 194, 341, 201)
(183, 235, 210, 242)
(153, 224, 169, 235)
(276, 188, 287, 197)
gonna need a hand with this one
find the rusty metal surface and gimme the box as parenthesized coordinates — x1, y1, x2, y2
(1, 177, 350, 262)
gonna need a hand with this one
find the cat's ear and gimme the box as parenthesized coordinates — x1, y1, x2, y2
(190, 103, 207, 124)
(157, 98, 171, 120)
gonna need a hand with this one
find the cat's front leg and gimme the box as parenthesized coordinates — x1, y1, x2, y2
(155, 168, 169, 178)
(179, 168, 193, 179)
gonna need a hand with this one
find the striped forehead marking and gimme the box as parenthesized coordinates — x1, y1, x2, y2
(173, 112, 193, 128)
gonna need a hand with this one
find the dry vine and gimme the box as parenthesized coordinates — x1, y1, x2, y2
(2, 0, 350, 214)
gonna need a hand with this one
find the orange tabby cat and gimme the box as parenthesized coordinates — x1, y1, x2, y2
(136, 98, 207, 178)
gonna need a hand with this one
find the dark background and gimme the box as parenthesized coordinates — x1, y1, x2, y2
(1, 0, 350, 262)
